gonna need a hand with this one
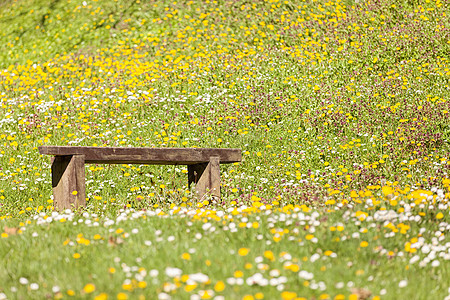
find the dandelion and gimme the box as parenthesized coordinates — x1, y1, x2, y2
(238, 248, 250, 256)
(214, 281, 225, 292)
(83, 283, 96, 294)
(94, 293, 108, 300)
(117, 293, 128, 300)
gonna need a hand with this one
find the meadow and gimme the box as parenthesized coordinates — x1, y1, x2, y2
(0, 0, 449, 299)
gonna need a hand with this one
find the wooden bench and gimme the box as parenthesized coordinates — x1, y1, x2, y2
(38, 146, 242, 211)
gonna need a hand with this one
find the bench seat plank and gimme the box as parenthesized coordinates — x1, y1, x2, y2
(38, 146, 241, 165)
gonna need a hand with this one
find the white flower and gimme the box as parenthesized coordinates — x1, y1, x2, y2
(190, 273, 209, 283)
(335, 282, 344, 289)
(246, 273, 264, 286)
(269, 269, 280, 277)
(165, 267, 182, 277)
(254, 256, 263, 263)
(431, 260, 440, 267)
(299, 271, 314, 280)
(399, 280, 408, 288)
(19, 277, 28, 285)
(0, 293, 6, 300)
(158, 292, 171, 300)
(202, 223, 212, 231)
(30, 283, 39, 290)
(269, 278, 279, 286)
(310, 253, 320, 262)
(409, 255, 420, 264)
(422, 245, 431, 254)
(352, 232, 360, 239)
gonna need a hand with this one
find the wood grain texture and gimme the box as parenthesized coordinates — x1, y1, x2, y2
(52, 155, 86, 210)
(39, 146, 241, 164)
(188, 156, 220, 200)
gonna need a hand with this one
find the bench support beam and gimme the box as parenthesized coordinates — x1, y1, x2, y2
(188, 156, 220, 200)
(51, 155, 86, 210)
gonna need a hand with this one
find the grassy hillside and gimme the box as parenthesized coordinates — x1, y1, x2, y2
(0, 0, 448, 214)
(0, 0, 449, 299)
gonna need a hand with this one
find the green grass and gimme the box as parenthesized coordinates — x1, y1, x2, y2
(0, 0, 449, 298)
(1, 202, 448, 299)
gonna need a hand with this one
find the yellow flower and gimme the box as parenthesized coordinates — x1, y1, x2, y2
(214, 280, 225, 292)
(255, 293, 264, 299)
(117, 292, 128, 300)
(360, 241, 369, 247)
(234, 270, 243, 278)
(72, 191, 78, 195)
(181, 252, 191, 260)
(73, 253, 81, 259)
(281, 291, 297, 300)
(83, 283, 96, 294)
(264, 250, 275, 261)
(436, 212, 444, 219)
(238, 248, 249, 256)
(94, 293, 108, 300)
(349, 294, 358, 300)
(185, 283, 197, 292)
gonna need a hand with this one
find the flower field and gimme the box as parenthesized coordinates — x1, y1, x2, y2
(0, 0, 449, 299)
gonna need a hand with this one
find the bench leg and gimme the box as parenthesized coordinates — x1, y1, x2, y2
(188, 156, 220, 200)
(51, 155, 86, 211)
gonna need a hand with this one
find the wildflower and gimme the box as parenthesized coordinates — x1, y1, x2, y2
(117, 293, 128, 300)
(83, 283, 96, 294)
(238, 248, 250, 256)
(181, 253, 191, 260)
(398, 280, 408, 288)
(214, 281, 225, 292)
(94, 293, 108, 300)
(165, 267, 182, 277)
